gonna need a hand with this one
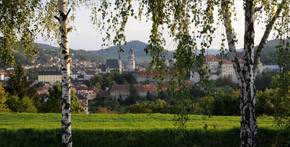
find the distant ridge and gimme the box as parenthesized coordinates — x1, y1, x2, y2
(89, 40, 220, 58)
(89, 40, 150, 58)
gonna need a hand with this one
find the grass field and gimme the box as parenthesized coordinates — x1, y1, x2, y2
(0, 113, 288, 147)
(0, 113, 278, 130)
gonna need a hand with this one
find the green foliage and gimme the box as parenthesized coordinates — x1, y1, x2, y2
(41, 84, 84, 113)
(126, 84, 140, 105)
(93, 96, 120, 112)
(0, 83, 9, 112)
(212, 90, 240, 116)
(0, 0, 41, 66)
(19, 96, 37, 113)
(91, 72, 136, 90)
(4, 63, 39, 108)
(215, 76, 239, 89)
(126, 99, 172, 113)
(6, 95, 20, 112)
(255, 71, 278, 91)
(41, 84, 62, 113)
(199, 96, 214, 115)
(256, 89, 276, 116)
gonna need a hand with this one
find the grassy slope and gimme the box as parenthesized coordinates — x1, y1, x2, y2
(0, 113, 288, 147)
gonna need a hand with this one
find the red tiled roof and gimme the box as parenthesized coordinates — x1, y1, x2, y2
(37, 91, 48, 95)
(110, 84, 130, 93)
(110, 84, 157, 94)
(0, 72, 9, 76)
(206, 55, 219, 62)
(80, 102, 87, 108)
(85, 71, 95, 75)
(136, 71, 173, 78)
(71, 70, 77, 74)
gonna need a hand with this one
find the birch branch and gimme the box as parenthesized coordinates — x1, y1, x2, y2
(221, 1, 242, 77)
(254, 0, 287, 74)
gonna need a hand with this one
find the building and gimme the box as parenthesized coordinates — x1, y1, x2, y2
(38, 71, 61, 84)
(118, 53, 123, 74)
(96, 63, 108, 74)
(134, 71, 173, 83)
(0, 72, 10, 81)
(106, 59, 120, 72)
(127, 48, 136, 71)
(109, 84, 157, 100)
(192, 55, 263, 84)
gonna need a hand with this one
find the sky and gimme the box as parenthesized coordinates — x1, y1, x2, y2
(35, 1, 274, 51)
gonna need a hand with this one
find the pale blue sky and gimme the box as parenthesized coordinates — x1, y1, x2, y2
(36, 1, 274, 51)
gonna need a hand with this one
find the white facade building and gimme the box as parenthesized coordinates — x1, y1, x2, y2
(127, 48, 136, 71)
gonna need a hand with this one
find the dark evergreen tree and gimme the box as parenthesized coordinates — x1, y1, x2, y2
(126, 84, 140, 105)
(5, 63, 39, 108)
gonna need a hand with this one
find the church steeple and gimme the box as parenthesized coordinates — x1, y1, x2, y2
(127, 45, 135, 71)
(118, 52, 122, 74)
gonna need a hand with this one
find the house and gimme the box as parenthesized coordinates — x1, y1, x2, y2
(134, 71, 173, 83)
(38, 71, 61, 84)
(192, 55, 263, 83)
(109, 84, 158, 100)
(0, 72, 9, 81)
(84, 70, 96, 80)
(71, 70, 78, 80)
(96, 63, 107, 74)
(79, 98, 89, 114)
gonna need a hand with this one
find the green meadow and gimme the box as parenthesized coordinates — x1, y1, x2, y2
(0, 113, 288, 147)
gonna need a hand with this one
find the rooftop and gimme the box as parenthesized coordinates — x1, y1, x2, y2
(38, 71, 61, 75)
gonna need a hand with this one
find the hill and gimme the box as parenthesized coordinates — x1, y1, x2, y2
(89, 40, 152, 58)
(89, 40, 220, 59)
(233, 39, 287, 65)
(12, 43, 107, 65)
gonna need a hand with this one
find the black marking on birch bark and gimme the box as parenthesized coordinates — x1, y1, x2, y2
(60, 27, 66, 34)
(67, 27, 73, 33)
(62, 50, 68, 54)
(59, 43, 65, 49)
(66, 8, 71, 19)
(54, 16, 60, 22)
(61, 35, 67, 39)
(64, 55, 70, 60)
(59, 10, 66, 21)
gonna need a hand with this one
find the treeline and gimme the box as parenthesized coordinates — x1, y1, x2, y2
(89, 70, 284, 116)
(0, 63, 84, 113)
(90, 72, 136, 90)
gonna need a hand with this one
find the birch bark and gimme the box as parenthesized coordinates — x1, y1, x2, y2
(57, 0, 72, 146)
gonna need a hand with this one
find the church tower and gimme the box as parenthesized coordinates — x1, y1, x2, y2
(127, 48, 135, 71)
(118, 52, 122, 74)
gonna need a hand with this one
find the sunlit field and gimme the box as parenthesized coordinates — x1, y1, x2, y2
(0, 113, 287, 147)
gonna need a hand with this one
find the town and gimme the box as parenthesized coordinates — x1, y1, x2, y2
(0, 45, 277, 114)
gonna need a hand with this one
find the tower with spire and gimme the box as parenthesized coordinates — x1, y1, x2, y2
(118, 52, 122, 74)
(127, 47, 135, 71)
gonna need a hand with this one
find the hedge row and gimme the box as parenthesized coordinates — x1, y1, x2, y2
(1, 128, 289, 147)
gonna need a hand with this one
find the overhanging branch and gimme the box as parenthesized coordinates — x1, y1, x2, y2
(221, 0, 242, 77)
(254, 0, 287, 74)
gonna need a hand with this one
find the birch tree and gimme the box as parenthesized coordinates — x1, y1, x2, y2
(0, 0, 41, 66)
(54, 1, 72, 146)
(95, 0, 290, 146)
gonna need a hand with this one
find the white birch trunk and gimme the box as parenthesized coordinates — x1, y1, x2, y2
(222, 0, 257, 146)
(240, 1, 258, 146)
(58, 0, 72, 146)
